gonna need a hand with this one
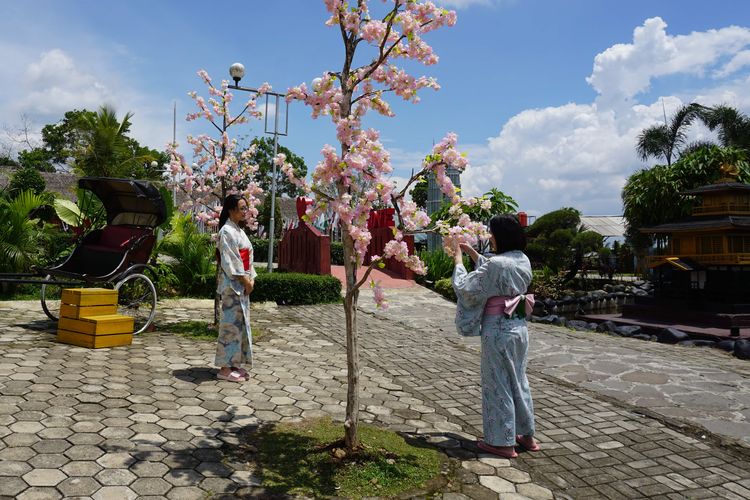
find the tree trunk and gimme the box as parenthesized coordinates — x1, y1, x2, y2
(342, 228, 360, 452)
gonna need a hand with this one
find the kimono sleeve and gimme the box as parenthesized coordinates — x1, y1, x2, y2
(219, 228, 245, 277)
(452, 261, 497, 308)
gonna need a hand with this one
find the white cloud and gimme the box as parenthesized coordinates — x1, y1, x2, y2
(459, 18, 750, 217)
(587, 17, 750, 110)
(19, 49, 114, 117)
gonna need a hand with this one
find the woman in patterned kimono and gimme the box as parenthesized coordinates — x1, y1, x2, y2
(215, 194, 256, 383)
(451, 214, 539, 459)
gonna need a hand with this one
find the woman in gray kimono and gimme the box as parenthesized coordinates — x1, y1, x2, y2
(216, 194, 256, 383)
(452, 214, 539, 458)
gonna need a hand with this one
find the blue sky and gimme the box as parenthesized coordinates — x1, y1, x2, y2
(2, 0, 750, 216)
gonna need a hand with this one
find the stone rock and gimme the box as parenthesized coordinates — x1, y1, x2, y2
(615, 325, 642, 337)
(678, 340, 716, 348)
(734, 339, 750, 360)
(716, 340, 736, 352)
(659, 328, 689, 343)
(596, 320, 618, 333)
(535, 315, 559, 325)
(532, 302, 546, 315)
(552, 316, 567, 327)
(632, 333, 652, 341)
(567, 320, 592, 331)
(633, 289, 649, 296)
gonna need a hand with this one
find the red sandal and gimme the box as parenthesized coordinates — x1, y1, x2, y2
(516, 435, 541, 452)
(477, 441, 518, 459)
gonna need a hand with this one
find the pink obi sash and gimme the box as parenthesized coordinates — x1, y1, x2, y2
(484, 294, 535, 319)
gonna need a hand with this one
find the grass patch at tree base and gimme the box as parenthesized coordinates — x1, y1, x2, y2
(161, 320, 269, 342)
(253, 417, 448, 499)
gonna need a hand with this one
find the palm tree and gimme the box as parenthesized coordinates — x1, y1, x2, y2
(697, 104, 750, 153)
(0, 190, 46, 273)
(636, 103, 704, 166)
(75, 106, 136, 178)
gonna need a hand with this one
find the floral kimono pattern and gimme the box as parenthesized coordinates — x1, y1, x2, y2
(452, 251, 535, 447)
(215, 219, 257, 368)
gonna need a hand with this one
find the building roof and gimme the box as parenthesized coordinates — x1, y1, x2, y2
(641, 216, 750, 233)
(682, 182, 750, 195)
(0, 167, 78, 197)
(580, 216, 625, 238)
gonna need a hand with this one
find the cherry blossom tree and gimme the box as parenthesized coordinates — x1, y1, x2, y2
(278, 0, 490, 452)
(167, 70, 268, 324)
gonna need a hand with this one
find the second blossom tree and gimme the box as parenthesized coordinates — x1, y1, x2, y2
(279, 0, 490, 452)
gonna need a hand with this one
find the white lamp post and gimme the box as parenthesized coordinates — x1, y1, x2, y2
(228, 62, 289, 273)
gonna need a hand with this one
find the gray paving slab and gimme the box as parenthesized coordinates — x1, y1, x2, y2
(1, 294, 749, 499)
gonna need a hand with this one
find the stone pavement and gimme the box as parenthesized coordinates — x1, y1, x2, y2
(0, 292, 748, 499)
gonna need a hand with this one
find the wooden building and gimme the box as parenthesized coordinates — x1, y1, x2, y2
(626, 181, 750, 335)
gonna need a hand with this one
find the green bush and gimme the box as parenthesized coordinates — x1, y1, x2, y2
(330, 241, 344, 265)
(434, 278, 456, 302)
(250, 236, 278, 263)
(254, 271, 341, 305)
(417, 249, 470, 284)
(156, 213, 216, 297)
(528, 268, 566, 300)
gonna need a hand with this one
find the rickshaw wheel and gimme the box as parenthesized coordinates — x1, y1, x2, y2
(40, 275, 62, 322)
(115, 273, 157, 335)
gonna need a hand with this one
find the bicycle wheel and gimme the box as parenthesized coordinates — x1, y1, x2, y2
(40, 275, 63, 322)
(115, 273, 157, 335)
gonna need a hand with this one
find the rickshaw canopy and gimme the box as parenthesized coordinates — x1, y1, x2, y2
(79, 177, 167, 227)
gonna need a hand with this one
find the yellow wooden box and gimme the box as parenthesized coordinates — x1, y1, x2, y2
(56, 329, 133, 349)
(61, 288, 118, 307)
(60, 303, 118, 319)
(58, 314, 134, 335)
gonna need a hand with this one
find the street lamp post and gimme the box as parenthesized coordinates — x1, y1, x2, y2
(228, 62, 289, 273)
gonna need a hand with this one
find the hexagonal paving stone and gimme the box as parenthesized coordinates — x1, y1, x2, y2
(96, 468, 137, 486)
(166, 486, 205, 500)
(0, 460, 32, 476)
(58, 476, 102, 497)
(32, 439, 72, 454)
(130, 477, 172, 496)
(97, 452, 136, 468)
(16, 487, 63, 500)
(28, 453, 70, 469)
(130, 461, 170, 478)
(62, 460, 103, 477)
(92, 486, 138, 500)
(0, 446, 36, 461)
(0, 476, 27, 496)
(9, 421, 44, 433)
(65, 445, 105, 461)
(23, 468, 67, 487)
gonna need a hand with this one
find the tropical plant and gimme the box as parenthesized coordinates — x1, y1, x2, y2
(74, 106, 138, 178)
(697, 104, 750, 152)
(622, 145, 750, 254)
(53, 188, 106, 237)
(0, 190, 46, 273)
(8, 166, 45, 196)
(156, 213, 217, 296)
(246, 137, 308, 197)
(525, 207, 602, 281)
(258, 195, 283, 239)
(409, 176, 427, 209)
(636, 103, 703, 166)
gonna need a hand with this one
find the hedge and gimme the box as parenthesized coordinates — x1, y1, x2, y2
(254, 271, 342, 305)
(250, 237, 278, 263)
(434, 278, 456, 302)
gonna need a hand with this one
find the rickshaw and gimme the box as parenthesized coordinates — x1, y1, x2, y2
(0, 177, 166, 334)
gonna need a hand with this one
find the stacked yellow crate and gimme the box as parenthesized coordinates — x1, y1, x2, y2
(56, 288, 134, 348)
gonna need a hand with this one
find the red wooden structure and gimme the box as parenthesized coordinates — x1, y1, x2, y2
(278, 197, 331, 275)
(364, 208, 414, 280)
(278, 222, 331, 275)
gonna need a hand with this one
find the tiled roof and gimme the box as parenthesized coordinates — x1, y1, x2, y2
(580, 215, 625, 238)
